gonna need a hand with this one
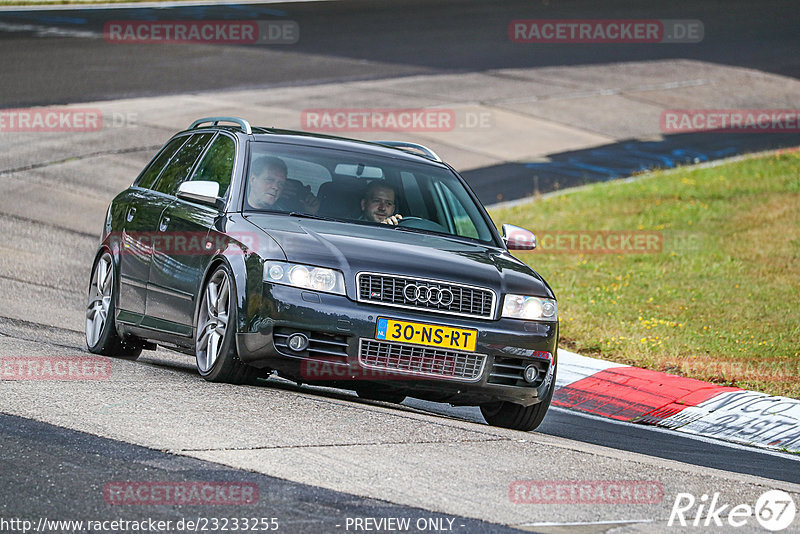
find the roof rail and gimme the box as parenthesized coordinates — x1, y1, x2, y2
(376, 141, 442, 162)
(189, 116, 252, 135)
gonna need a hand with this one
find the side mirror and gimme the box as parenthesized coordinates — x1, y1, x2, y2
(177, 181, 223, 209)
(502, 224, 536, 250)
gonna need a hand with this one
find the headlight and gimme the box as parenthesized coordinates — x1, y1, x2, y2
(502, 294, 558, 321)
(264, 261, 346, 295)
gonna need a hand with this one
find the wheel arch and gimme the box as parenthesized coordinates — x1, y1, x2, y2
(194, 252, 251, 341)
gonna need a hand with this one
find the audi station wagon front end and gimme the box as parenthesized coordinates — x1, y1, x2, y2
(87, 117, 559, 431)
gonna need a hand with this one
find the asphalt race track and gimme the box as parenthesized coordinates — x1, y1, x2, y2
(3, 1, 800, 204)
(0, 412, 521, 533)
(1, 0, 799, 106)
(1, 1, 799, 532)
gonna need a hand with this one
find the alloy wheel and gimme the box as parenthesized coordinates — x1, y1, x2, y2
(86, 253, 113, 348)
(196, 270, 231, 373)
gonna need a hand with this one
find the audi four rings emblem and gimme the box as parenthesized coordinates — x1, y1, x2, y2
(403, 284, 454, 306)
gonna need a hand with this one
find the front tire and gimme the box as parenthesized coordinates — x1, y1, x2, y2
(356, 387, 406, 404)
(480, 371, 556, 431)
(85, 251, 142, 359)
(195, 264, 258, 384)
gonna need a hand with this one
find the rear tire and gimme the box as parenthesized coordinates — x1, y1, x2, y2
(85, 251, 142, 359)
(195, 264, 259, 384)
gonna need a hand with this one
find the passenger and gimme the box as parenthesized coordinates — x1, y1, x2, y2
(360, 181, 403, 225)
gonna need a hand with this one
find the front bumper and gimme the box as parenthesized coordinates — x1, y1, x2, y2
(236, 285, 558, 406)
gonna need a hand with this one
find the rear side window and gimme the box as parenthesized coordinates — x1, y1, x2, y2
(190, 134, 236, 198)
(136, 136, 187, 190)
(152, 133, 213, 196)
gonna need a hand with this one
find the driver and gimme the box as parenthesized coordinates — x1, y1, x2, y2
(248, 156, 288, 210)
(248, 156, 319, 213)
(360, 181, 403, 225)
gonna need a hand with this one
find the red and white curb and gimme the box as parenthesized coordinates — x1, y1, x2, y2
(555, 349, 800, 453)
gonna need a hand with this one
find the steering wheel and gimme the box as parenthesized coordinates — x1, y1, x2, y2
(397, 216, 425, 225)
(397, 216, 447, 232)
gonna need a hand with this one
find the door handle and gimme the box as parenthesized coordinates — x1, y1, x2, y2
(159, 216, 170, 232)
(126, 207, 136, 222)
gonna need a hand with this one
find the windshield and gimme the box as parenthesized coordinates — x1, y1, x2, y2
(243, 141, 498, 245)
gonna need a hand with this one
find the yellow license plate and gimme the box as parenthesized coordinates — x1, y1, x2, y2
(375, 318, 477, 352)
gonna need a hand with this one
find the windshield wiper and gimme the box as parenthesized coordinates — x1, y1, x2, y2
(288, 212, 339, 222)
(393, 224, 490, 246)
(392, 224, 431, 235)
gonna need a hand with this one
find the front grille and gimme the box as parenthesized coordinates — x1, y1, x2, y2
(359, 339, 485, 381)
(357, 272, 495, 319)
(274, 328, 349, 363)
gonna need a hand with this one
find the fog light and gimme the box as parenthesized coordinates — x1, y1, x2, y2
(287, 333, 309, 352)
(523, 364, 538, 383)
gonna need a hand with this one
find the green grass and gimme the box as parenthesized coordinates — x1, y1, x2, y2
(489, 150, 800, 398)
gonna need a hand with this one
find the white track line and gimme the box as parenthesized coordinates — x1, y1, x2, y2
(550, 406, 800, 461)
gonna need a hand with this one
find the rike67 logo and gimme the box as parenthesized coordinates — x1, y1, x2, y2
(669, 490, 797, 531)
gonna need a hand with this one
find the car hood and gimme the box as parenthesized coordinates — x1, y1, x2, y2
(244, 214, 554, 299)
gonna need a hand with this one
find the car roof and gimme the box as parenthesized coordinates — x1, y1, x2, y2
(180, 118, 448, 167)
(252, 128, 447, 165)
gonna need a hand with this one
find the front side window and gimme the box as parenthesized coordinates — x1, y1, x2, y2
(152, 133, 213, 196)
(190, 134, 236, 198)
(244, 142, 497, 245)
(437, 183, 481, 239)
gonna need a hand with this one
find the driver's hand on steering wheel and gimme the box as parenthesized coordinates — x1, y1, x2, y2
(381, 214, 403, 225)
